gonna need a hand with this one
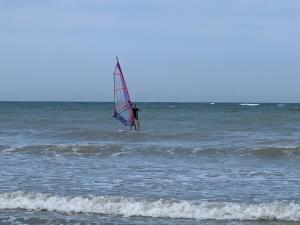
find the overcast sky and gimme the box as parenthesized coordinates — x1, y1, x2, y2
(0, 0, 299, 102)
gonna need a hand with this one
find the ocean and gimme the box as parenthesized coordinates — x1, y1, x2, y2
(1, 102, 300, 225)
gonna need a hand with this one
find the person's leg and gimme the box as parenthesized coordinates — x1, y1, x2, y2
(136, 119, 140, 131)
(134, 119, 137, 130)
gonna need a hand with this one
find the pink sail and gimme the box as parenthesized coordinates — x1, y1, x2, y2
(113, 58, 134, 126)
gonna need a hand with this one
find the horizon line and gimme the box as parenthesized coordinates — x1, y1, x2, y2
(0, 100, 299, 104)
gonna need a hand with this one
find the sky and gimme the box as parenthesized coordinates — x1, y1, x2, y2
(0, 0, 299, 102)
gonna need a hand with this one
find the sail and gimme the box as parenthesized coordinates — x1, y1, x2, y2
(113, 58, 134, 126)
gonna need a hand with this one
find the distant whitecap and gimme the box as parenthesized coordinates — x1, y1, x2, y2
(240, 103, 260, 106)
(277, 104, 286, 107)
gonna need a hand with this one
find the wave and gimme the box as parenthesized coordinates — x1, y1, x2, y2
(0, 192, 299, 221)
(240, 103, 260, 106)
(252, 146, 300, 157)
(0, 144, 124, 156)
(1, 144, 300, 158)
(60, 129, 204, 143)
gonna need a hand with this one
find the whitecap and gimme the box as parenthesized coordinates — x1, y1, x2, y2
(240, 103, 260, 106)
(277, 104, 286, 107)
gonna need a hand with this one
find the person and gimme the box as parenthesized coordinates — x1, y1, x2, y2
(131, 103, 141, 131)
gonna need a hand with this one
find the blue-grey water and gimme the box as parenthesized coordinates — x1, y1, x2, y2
(1, 102, 300, 224)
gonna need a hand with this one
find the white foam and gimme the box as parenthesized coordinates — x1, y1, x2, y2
(240, 103, 260, 106)
(1, 192, 300, 221)
(210, 102, 215, 105)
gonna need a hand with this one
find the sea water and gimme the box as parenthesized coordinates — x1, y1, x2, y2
(1, 102, 300, 224)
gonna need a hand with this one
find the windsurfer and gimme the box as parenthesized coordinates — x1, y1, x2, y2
(132, 103, 141, 131)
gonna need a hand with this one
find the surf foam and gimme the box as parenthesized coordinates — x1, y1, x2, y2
(0, 192, 300, 221)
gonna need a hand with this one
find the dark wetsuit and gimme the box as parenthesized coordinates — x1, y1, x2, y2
(132, 107, 140, 119)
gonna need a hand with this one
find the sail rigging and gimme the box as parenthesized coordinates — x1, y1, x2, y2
(113, 58, 134, 126)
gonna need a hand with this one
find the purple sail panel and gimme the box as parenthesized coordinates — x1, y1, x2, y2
(113, 59, 134, 126)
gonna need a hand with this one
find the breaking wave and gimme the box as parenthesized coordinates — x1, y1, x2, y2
(0, 192, 299, 221)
